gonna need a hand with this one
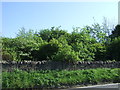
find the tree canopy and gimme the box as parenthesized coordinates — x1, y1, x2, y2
(2, 23, 120, 62)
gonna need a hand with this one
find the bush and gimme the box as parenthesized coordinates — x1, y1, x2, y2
(2, 51, 13, 61)
(93, 43, 107, 61)
(72, 42, 96, 61)
(51, 38, 80, 62)
(53, 48, 80, 62)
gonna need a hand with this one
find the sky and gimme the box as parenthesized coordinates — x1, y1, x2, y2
(2, 2, 118, 38)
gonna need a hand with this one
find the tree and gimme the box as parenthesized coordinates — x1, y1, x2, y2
(51, 38, 80, 62)
(105, 24, 120, 61)
(2, 37, 19, 61)
(35, 26, 68, 42)
(93, 43, 106, 61)
(2, 23, 115, 62)
(68, 29, 96, 45)
(110, 25, 120, 39)
(31, 38, 59, 61)
(66, 29, 97, 61)
(16, 29, 49, 61)
(106, 37, 120, 61)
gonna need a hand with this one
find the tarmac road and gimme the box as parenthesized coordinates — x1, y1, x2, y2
(62, 83, 120, 90)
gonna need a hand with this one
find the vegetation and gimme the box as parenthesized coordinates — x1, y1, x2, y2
(2, 21, 120, 89)
(2, 68, 120, 89)
(2, 23, 120, 62)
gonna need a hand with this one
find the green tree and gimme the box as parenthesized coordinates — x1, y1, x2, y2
(110, 25, 120, 39)
(16, 28, 48, 61)
(31, 38, 59, 61)
(51, 38, 80, 62)
(106, 37, 120, 61)
(93, 43, 106, 61)
(68, 29, 96, 45)
(35, 26, 68, 42)
(67, 29, 97, 61)
(2, 37, 19, 61)
(82, 23, 107, 43)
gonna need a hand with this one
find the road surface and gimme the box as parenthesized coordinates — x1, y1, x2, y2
(61, 83, 120, 90)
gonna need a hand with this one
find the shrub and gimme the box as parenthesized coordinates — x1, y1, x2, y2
(93, 43, 107, 61)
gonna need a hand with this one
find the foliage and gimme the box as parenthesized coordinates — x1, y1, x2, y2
(2, 23, 120, 62)
(67, 30, 97, 61)
(2, 37, 19, 61)
(31, 38, 59, 61)
(68, 29, 96, 44)
(35, 26, 68, 42)
(52, 44, 80, 62)
(50, 37, 80, 62)
(93, 43, 106, 61)
(105, 24, 120, 61)
(110, 25, 120, 39)
(2, 68, 120, 89)
(106, 36, 120, 61)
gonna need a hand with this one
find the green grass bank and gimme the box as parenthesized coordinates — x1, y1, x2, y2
(2, 68, 120, 89)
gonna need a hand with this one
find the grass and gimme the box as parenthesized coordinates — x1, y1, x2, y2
(2, 68, 120, 89)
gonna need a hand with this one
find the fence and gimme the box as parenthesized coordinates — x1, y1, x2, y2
(2, 61, 120, 71)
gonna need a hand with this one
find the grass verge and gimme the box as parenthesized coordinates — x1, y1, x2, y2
(2, 68, 120, 89)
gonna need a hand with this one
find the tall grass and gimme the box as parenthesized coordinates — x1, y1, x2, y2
(2, 68, 120, 89)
